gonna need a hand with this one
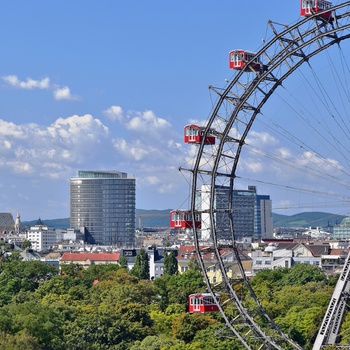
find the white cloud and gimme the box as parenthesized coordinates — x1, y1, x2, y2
(158, 182, 175, 194)
(2, 75, 50, 89)
(2, 74, 79, 101)
(0, 108, 188, 210)
(105, 105, 171, 132)
(246, 130, 278, 147)
(53, 86, 78, 101)
(3, 140, 11, 149)
(0, 115, 111, 178)
(113, 138, 150, 161)
(245, 161, 263, 173)
(0, 120, 25, 138)
(104, 105, 123, 121)
(144, 176, 161, 185)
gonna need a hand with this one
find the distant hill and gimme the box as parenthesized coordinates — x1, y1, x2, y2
(22, 210, 347, 229)
(135, 209, 171, 228)
(22, 217, 71, 229)
(22, 209, 172, 230)
(272, 211, 346, 228)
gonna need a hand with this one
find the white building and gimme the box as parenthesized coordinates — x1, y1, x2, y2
(251, 241, 325, 274)
(200, 185, 273, 241)
(27, 219, 56, 252)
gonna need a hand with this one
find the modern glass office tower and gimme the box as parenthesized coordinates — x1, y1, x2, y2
(200, 185, 272, 241)
(232, 186, 257, 239)
(70, 170, 136, 246)
(256, 194, 273, 239)
(233, 186, 273, 239)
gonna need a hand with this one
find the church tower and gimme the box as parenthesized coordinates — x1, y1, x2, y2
(15, 212, 21, 235)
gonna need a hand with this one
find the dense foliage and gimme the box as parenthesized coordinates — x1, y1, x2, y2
(0, 256, 346, 349)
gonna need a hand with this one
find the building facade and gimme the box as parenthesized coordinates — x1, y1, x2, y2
(0, 213, 15, 234)
(200, 185, 273, 241)
(232, 186, 256, 238)
(256, 194, 273, 240)
(27, 219, 57, 251)
(70, 170, 136, 246)
(333, 217, 350, 240)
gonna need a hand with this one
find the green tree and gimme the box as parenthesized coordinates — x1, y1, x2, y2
(0, 301, 67, 349)
(21, 240, 32, 250)
(193, 325, 243, 350)
(154, 269, 205, 311)
(130, 335, 183, 350)
(172, 313, 216, 343)
(188, 257, 200, 272)
(60, 263, 83, 278)
(0, 332, 40, 350)
(278, 263, 327, 287)
(88, 272, 157, 308)
(63, 302, 153, 349)
(80, 263, 120, 287)
(0, 260, 58, 305)
(118, 255, 128, 269)
(0, 249, 21, 262)
(131, 248, 150, 280)
(163, 251, 178, 276)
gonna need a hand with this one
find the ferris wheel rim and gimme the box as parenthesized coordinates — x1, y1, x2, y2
(188, 2, 350, 349)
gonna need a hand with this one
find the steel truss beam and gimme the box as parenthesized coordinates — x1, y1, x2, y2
(184, 2, 350, 349)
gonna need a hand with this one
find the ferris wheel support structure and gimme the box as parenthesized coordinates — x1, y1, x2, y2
(182, 2, 350, 349)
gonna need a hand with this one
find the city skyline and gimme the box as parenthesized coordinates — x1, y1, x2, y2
(0, 1, 349, 220)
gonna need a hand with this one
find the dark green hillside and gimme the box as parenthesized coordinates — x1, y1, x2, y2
(272, 211, 346, 228)
(136, 209, 172, 228)
(22, 209, 172, 229)
(22, 218, 70, 229)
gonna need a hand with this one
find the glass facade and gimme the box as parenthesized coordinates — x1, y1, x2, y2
(200, 185, 272, 241)
(256, 194, 273, 239)
(232, 186, 256, 238)
(70, 170, 135, 246)
(333, 217, 350, 240)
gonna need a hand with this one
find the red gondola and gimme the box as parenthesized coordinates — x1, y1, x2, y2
(188, 293, 220, 313)
(184, 124, 215, 145)
(170, 210, 201, 229)
(300, 0, 332, 18)
(229, 50, 261, 71)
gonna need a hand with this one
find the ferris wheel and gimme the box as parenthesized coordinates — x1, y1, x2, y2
(178, 1, 350, 349)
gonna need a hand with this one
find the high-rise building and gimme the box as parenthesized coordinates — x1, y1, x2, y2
(256, 194, 273, 240)
(70, 170, 136, 246)
(232, 186, 273, 239)
(200, 185, 273, 241)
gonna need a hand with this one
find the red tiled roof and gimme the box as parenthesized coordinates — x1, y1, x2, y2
(304, 244, 330, 257)
(329, 248, 349, 256)
(60, 252, 120, 262)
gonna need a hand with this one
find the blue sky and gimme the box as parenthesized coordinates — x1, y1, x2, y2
(0, 1, 348, 220)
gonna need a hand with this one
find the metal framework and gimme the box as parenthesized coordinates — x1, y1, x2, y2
(313, 250, 350, 349)
(181, 2, 350, 349)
